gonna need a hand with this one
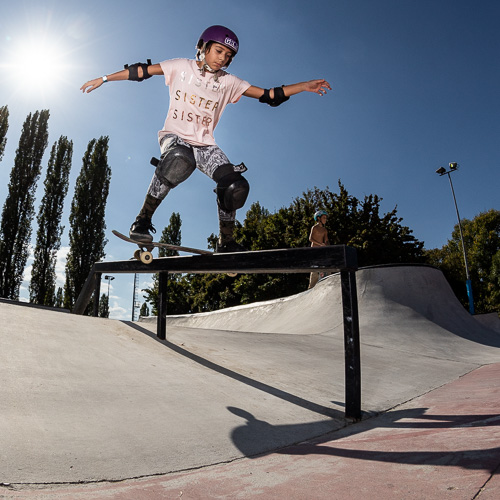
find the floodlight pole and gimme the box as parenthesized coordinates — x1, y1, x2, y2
(103, 275, 114, 318)
(436, 163, 474, 315)
(104, 275, 114, 301)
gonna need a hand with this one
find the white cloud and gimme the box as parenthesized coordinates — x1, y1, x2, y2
(55, 246, 70, 288)
(110, 301, 129, 320)
(19, 245, 68, 302)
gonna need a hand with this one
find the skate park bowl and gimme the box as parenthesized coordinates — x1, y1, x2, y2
(0, 264, 499, 484)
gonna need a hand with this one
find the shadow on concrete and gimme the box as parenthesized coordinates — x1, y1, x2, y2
(122, 321, 344, 420)
(228, 404, 500, 473)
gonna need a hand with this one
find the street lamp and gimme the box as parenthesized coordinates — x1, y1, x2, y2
(435, 162, 474, 315)
(104, 275, 115, 302)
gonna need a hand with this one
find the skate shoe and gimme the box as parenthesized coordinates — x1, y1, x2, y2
(129, 216, 156, 243)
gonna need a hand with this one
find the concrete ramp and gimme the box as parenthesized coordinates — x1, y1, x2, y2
(0, 265, 498, 485)
(162, 264, 499, 359)
(474, 312, 500, 333)
(148, 265, 499, 410)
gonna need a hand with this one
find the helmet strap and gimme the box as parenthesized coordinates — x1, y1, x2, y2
(196, 45, 220, 81)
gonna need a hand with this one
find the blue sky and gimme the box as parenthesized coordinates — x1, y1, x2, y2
(1, 0, 499, 319)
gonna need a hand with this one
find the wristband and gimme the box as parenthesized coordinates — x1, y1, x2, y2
(102, 75, 108, 83)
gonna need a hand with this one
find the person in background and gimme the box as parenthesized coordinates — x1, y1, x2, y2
(308, 210, 329, 288)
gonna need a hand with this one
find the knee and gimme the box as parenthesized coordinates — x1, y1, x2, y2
(153, 143, 196, 188)
(213, 163, 250, 212)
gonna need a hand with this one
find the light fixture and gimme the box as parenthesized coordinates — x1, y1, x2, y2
(435, 163, 474, 314)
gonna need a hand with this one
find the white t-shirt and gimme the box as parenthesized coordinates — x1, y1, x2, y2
(158, 58, 251, 147)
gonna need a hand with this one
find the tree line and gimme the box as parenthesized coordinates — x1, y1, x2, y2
(0, 105, 111, 313)
(425, 209, 500, 314)
(0, 104, 498, 317)
(142, 189, 499, 316)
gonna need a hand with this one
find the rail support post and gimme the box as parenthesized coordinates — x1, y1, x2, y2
(341, 269, 361, 420)
(93, 272, 102, 317)
(157, 272, 168, 340)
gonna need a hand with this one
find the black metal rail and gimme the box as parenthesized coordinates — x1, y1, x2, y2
(73, 245, 361, 420)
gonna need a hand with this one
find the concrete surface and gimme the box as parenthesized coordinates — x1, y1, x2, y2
(474, 312, 500, 333)
(0, 265, 499, 498)
(4, 363, 499, 499)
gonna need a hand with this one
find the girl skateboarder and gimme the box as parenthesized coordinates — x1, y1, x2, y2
(81, 25, 331, 252)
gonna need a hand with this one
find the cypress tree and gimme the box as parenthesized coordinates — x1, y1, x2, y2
(139, 301, 150, 317)
(29, 136, 73, 305)
(0, 105, 8, 162)
(64, 136, 111, 311)
(98, 292, 109, 318)
(0, 110, 50, 299)
(141, 212, 189, 315)
(54, 287, 64, 308)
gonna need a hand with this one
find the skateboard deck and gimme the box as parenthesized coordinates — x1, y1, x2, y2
(112, 230, 213, 264)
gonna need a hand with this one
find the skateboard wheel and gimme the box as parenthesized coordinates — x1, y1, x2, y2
(227, 273, 238, 277)
(134, 249, 142, 261)
(140, 251, 153, 264)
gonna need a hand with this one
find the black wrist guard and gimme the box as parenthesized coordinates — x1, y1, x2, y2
(259, 86, 290, 107)
(125, 59, 152, 81)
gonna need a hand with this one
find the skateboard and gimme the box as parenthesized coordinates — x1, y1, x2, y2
(112, 230, 213, 264)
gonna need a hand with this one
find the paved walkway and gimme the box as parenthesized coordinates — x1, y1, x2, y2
(3, 363, 499, 499)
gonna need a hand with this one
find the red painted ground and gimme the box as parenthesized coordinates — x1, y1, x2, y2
(3, 363, 499, 500)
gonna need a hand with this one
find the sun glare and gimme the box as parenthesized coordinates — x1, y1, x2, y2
(3, 37, 69, 95)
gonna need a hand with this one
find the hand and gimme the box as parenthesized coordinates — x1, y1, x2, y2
(80, 77, 105, 94)
(304, 79, 331, 96)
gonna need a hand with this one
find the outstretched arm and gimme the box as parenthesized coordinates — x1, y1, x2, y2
(243, 79, 331, 100)
(80, 63, 164, 93)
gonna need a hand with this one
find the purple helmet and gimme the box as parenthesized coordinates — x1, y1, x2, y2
(197, 25, 239, 55)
